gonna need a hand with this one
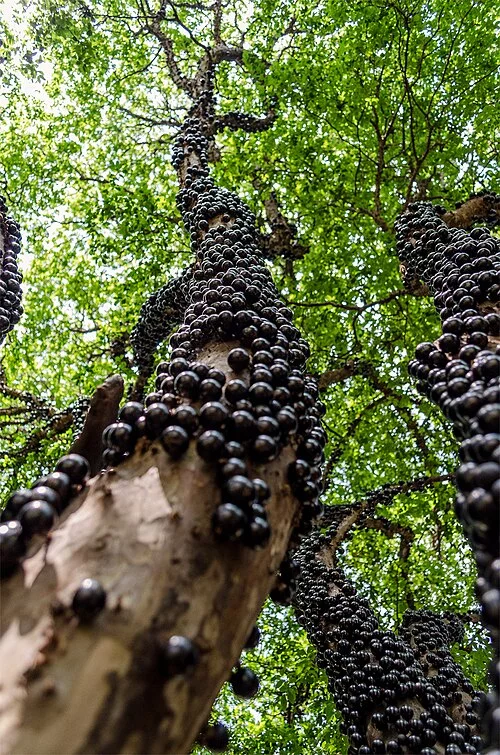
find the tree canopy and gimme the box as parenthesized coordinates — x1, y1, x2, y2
(0, 0, 498, 752)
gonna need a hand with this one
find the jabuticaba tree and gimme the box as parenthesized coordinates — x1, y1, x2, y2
(0, 46, 327, 755)
(294, 489, 485, 755)
(0, 1, 499, 754)
(396, 195, 500, 752)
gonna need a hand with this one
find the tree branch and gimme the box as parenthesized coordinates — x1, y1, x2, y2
(441, 192, 500, 230)
(69, 375, 124, 476)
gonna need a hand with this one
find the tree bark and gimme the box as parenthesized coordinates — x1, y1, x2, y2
(0, 340, 300, 754)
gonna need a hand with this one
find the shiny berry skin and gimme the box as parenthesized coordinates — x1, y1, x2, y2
(256, 415, 280, 437)
(17, 500, 56, 537)
(174, 370, 201, 398)
(248, 381, 273, 404)
(145, 391, 162, 407)
(158, 635, 199, 677)
(0, 520, 26, 574)
(72, 578, 107, 621)
(276, 409, 298, 434)
(55, 454, 90, 484)
(253, 478, 270, 501)
(197, 430, 226, 461)
(229, 666, 259, 698)
(244, 516, 271, 548)
(169, 357, 189, 376)
(106, 422, 135, 453)
(172, 405, 199, 434)
(212, 503, 247, 541)
(207, 368, 226, 386)
(225, 441, 245, 458)
(251, 435, 277, 462)
(145, 403, 170, 439)
(189, 361, 210, 380)
(221, 458, 247, 479)
(477, 404, 500, 433)
(201, 722, 229, 752)
(199, 378, 223, 401)
(161, 425, 190, 458)
(3, 488, 33, 520)
(200, 401, 229, 429)
(102, 448, 123, 467)
(229, 410, 256, 440)
(227, 348, 250, 372)
(224, 379, 247, 404)
(118, 402, 144, 425)
(223, 475, 254, 504)
(29, 484, 62, 512)
(34, 472, 71, 505)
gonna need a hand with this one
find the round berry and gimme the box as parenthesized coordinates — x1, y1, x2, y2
(201, 721, 229, 752)
(212, 503, 247, 541)
(197, 430, 226, 461)
(230, 666, 259, 698)
(227, 348, 250, 372)
(0, 520, 26, 573)
(161, 425, 190, 458)
(72, 578, 107, 621)
(17, 500, 56, 537)
(118, 402, 144, 425)
(55, 454, 90, 484)
(158, 635, 199, 677)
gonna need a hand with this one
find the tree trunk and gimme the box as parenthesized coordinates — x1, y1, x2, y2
(294, 504, 483, 754)
(1, 344, 299, 755)
(0, 104, 324, 752)
(397, 196, 500, 752)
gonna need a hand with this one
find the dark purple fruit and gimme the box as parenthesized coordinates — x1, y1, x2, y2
(145, 403, 170, 439)
(197, 430, 226, 461)
(55, 454, 90, 484)
(17, 500, 56, 537)
(0, 520, 26, 574)
(201, 721, 229, 752)
(227, 348, 250, 372)
(212, 503, 246, 541)
(72, 578, 107, 621)
(158, 635, 199, 677)
(161, 425, 190, 458)
(118, 402, 144, 425)
(229, 666, 259, 698)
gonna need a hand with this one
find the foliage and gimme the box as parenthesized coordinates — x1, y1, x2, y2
(0, 0, 498, 751)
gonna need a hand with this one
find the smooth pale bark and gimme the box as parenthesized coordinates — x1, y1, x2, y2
(0, 341, 299, 754)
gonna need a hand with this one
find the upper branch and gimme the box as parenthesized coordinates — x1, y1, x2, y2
(146, 15, 197, 97)
(208, 108, 276, 135)
(441, 193, 500, 230)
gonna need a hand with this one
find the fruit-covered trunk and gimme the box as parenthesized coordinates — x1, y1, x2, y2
(0, 110, 325, 753)
(397, 196, 500, 753)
